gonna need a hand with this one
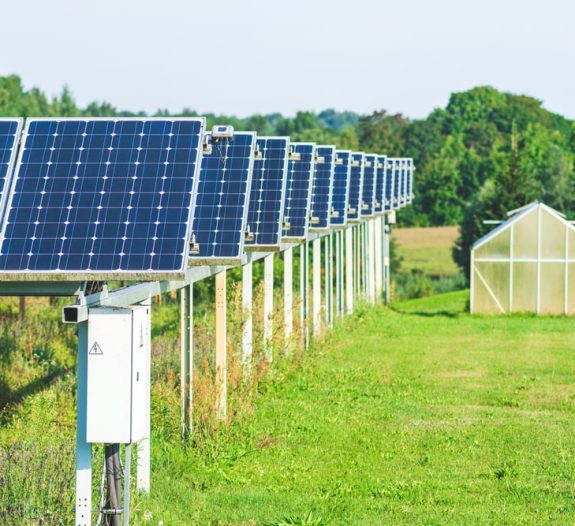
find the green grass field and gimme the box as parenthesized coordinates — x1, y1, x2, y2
(393, 226, 460, 276)
(130, 291, 575, 525)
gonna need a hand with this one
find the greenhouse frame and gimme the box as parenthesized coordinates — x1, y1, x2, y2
(470, 201, 575, 315)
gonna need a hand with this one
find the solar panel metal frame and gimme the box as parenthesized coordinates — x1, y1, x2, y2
(373, 154, 387, 216)
(308, 145, 336, 233)
(329, 150, 351, 229)
(188, 131, 256, 265)
(244, 136, 290, 252)
(0, 118, 24, 232)
(360, 153, 377, 218)
(347, 152, 365, 223)
(281, 142, 316, 242)
(0, 117, 205, 281)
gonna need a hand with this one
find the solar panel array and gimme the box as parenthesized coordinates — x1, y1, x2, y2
(361, 154, 376, 217)
(282, 143, 315, 241)
(347, 152, 364, 222)
(0, 118, 205, 279)
(189, 131, 255, 264)
(309, 145, 335, 231)
(330, 150, 351, 228)
(0, 117, 414, 282)
(244, 137, 289, 250)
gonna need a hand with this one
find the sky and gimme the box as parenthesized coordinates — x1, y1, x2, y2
(1, 0, 574, 120)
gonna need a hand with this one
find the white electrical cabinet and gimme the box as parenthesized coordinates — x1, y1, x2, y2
(86, 305, 151, 444)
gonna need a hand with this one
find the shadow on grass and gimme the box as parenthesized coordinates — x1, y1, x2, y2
(0, 368, 70, 423)
(390, 306, 461, 319)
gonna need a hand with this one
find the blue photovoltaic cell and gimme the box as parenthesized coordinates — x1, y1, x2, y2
(374, 155, 386, 214)
(0, 118, 204, 278)
(309, 145, 335, 231)
(190, 132, 255, 263)
(347, 152, 364, 222)
(330, 150, 351, 227)
(282, 143, 315, 240)
(0, 119, 23, 215)
(384, 158, 395, 212)
(244, 137, 289, 249)
(360, 154, 376, 217)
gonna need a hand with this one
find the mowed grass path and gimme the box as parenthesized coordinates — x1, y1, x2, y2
(135, 291, 575, 525)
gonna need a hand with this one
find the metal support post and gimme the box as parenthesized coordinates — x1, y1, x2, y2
(300, 242, 309, 348)
(335, 231, 342, 317)
(325, 233, 333, 326)
(137, 298, 152, 493)
(312, 237, 321, 337)
(241, 261, 253, 372)
(180, 286, 192, 438)
(215, 270, 227, 420)
(345, 226, 353, 314)
(368, 219, 376, 304)
(75, 321, 91, 526)
(123, 444, 131, 526)
(263, 254, 274, 361)
(284, 247, 293, 352)
(374, 217, 383, 302)
(383, 217, 391, 304)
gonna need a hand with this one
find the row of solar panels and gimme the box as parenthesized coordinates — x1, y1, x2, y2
(0, 117, 414, 281)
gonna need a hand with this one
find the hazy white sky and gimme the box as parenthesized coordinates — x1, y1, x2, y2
(1, 0, 573, 119)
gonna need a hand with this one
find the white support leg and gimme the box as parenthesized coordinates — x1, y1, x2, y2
(335, 231, 342, 317)
(374, 217, 383, 302)
(75, 321, 91, 526)
(312, 237, 321, 337)
(180, 287, 191, 438)
(368, 219, 376, 304)
(137, 298, 152, 493)
(215, 271, 227, 420)
(325, 234, 333, 326)
(242, 262, 253, 372)
(383, 217, 390, 304)
(346, 227, 353, 314)
(284, 247, 293, 352)
(263, 254, 274, 362)
(300, 242, 310, 348)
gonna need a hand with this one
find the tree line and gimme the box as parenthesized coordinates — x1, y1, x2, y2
(1, 75, 573, 276)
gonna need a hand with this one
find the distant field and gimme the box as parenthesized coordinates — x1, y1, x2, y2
(393, 225, 460, 276)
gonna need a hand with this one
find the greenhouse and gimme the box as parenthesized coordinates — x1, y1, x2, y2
(471, 202, 575, 315)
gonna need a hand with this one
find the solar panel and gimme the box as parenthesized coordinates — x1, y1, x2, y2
(384, 157, 395, 212)
(392, 158, 402, 210)
(400, 159, 408, 207)
(347, 152, 364, 222)
(360, 154, 376, 217)
(330, 150, 351, 228)
(243, 136, 289, 250)
(0, 119, 23, 227)
(309, 145, 335, 231)
(189, 131, 256, 264)
(407, 158, 414, 203)
(282, 143, 315, 241)
(0, 117, 205, 280)
(374, 154, 387, 215)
